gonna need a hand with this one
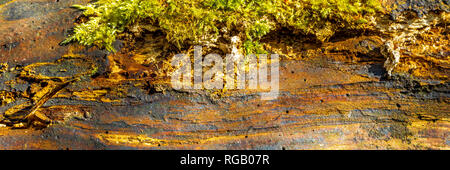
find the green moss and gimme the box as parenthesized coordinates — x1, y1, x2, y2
(64, 0, 382, 53)
(62, 0, 163, 52)
(243, 40, 266, 54)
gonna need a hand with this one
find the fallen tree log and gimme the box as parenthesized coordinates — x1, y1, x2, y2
(0, 0, 448, 150)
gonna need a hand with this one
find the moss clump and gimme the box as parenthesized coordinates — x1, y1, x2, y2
(62, 0, 163, 52)
(63, 0, 382, 53)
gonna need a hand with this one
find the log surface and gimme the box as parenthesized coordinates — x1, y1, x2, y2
(0, 0, 448, 150)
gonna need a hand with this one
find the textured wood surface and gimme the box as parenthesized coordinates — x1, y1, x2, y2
(0, 0, 448, 149)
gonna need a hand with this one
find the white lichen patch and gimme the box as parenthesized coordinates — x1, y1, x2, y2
(382, 40, 400, 76)
(377, 12, 447, 76)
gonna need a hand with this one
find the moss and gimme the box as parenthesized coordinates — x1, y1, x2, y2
(64, 0, 382, 54)
(243, 40, 266, 54)
(62, 0, 163, 52)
